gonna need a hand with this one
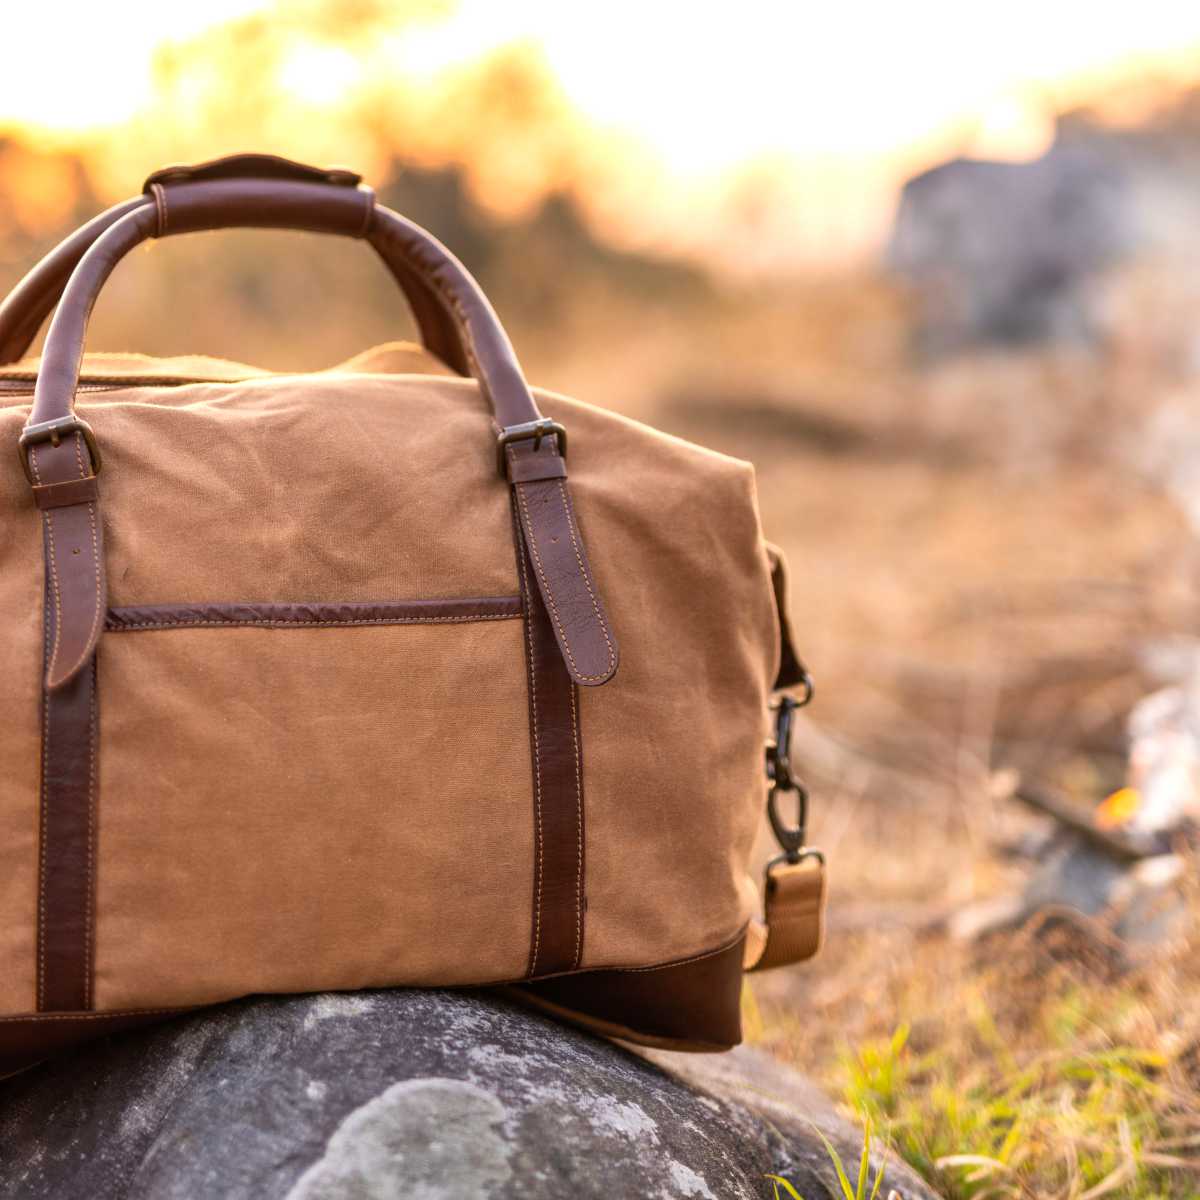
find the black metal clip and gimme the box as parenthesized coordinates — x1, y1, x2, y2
(765, 685, 816, 864)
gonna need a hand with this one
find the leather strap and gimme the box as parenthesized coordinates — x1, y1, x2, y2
(513, 932, 746, 1051)
(744, 546, 824, 971)
(28, 430, 103, 1010)
(20, 171, 617, 692)
(766, 543, 807, 690)
(0, 155, 470, 374)
(507, 436, 618, 686)
(514, 509, 586, 977)
(27, 435, 105, 692)
(745, 856, 826, 971)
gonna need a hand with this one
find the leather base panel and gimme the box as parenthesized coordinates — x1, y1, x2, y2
(0, 936, 746, 1076)
(0, 1008, 193, 1080)
(511, 933, 746, 1051)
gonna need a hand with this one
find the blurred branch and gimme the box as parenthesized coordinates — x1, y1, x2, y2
(1013, 784, 1161, 861)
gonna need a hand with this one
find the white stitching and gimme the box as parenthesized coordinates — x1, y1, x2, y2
(84, 665, 97, 1009)
(517, 534, 545, 977)
(105, 613, 520, 631)
(568, 680, 583, 970)
(36, 563, 50, 1011)
(0, 1007, 185, 1023)
(555, 478, 615, 676)
(37, 505, 64, 686)
(40, 510, 63, 680)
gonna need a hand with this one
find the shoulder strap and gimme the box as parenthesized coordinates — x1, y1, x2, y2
(744, 856, 826, 971)
(745, 542, 825, 970)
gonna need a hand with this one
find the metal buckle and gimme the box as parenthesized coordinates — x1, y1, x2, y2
(496, 419, 567, 477)
(18, 416, 102, 485)
(765, 687, 818, 865)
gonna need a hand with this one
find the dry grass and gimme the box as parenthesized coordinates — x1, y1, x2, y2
(532, 264, 1200, 1195)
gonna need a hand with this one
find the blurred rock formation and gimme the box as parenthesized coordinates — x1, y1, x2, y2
(889, 96, 1200, 355)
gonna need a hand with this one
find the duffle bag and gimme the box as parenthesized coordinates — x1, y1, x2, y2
(0, 155, 825, 1077)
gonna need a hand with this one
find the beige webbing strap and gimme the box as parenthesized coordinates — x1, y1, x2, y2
(745, 856, 826, 972)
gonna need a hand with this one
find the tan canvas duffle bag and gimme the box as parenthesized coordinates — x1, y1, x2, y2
(0, 155, 825, 1076)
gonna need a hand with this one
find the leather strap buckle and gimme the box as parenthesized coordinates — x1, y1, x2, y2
(497, 419, 567, 477)
(19, 416, 102, 485)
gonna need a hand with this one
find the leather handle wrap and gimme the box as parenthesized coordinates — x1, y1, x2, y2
(21, 174, 618, 691)
(143, 153, 363, 189)
(0, 157, 470, 375)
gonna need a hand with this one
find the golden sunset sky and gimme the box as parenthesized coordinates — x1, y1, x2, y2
(5, 1, 1200, 264)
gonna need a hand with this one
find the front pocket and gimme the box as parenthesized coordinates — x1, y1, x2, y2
(92, 596, 534, 1010)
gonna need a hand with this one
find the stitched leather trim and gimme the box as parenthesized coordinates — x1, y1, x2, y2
(0, 1007, 194, 1079)
(513, 505, 585, 977)
(104, 596, 522, 631)
(0, 936, 744, 1075)
(509, 932, 747, 1050)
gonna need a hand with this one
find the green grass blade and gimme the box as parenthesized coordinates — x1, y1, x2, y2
(855, 1121, 871, 1200)
(806, 1124, 858, 1200)
(764, 1175, 805, 1200)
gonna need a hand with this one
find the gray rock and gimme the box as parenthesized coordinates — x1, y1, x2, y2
(0, 989, 938, 1199)
(888, 143, 1132, 354)
(949, 834, 1189, 953)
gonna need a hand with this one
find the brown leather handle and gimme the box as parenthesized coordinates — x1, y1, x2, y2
(26, 178, 543, 429)
(20, 172, 619, 692)
(0, 155, 471, 375)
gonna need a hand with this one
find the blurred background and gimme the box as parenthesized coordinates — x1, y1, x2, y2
(6, 1, 1200, 1190)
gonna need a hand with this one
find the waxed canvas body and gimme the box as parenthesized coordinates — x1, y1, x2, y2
(0, 346, 781, 1021)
